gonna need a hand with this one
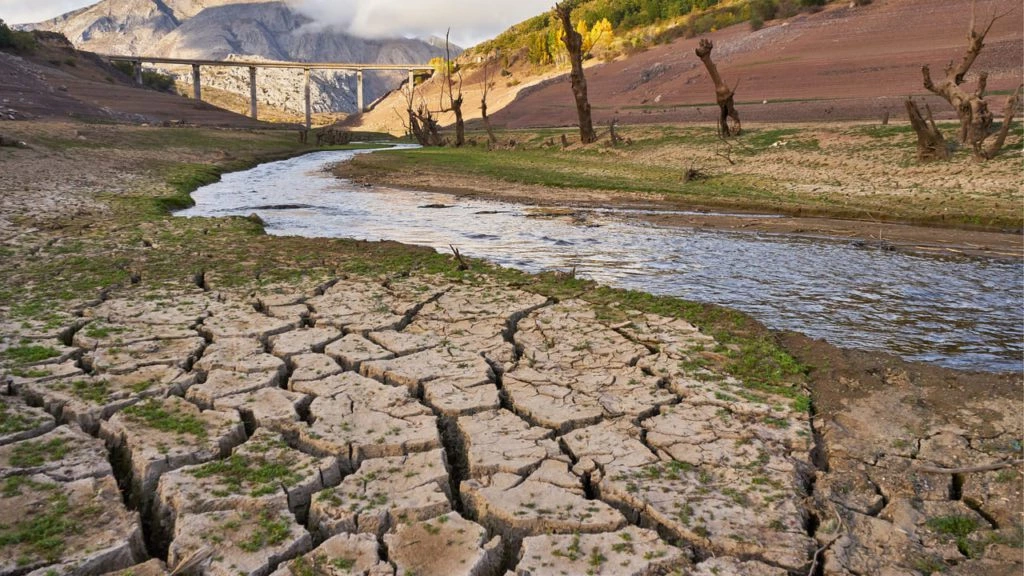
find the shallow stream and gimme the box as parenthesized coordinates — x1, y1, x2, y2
(178, 149, 1023, 373)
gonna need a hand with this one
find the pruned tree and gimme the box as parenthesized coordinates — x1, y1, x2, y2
(554, 0, 597, 144)
(480, 56, 498, 145)
(919, 0, 1023, 160)
(695, 38, 741, 137)
(905, 98, 950, 161)
(440, 29, 465, 147)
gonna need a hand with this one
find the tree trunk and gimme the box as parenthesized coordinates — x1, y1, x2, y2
(555, 1, 597, 144)
(905, 98, 950, 161)
(695, 39, 740, 137)
(452, 95, 465, 147)
(920, 0, 1017, 160)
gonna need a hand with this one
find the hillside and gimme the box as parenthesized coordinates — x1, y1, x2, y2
(349, 0, 1023, 134)
(24, 0, 452, 115)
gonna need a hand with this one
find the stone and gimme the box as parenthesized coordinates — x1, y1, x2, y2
(514, 526, 687, 576)
(384, 512, 502, 576)
(99, 396, 246, 503)
(456, 409, 565, 478)
(324, 333, 394, 371)
(167, 505, 311, 576)
(0, 424, 111, 481)
(0, 474, 145, 575)
(309, 449, 451, 538)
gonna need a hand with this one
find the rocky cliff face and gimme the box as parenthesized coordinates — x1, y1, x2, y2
(26, 0, 453, 115)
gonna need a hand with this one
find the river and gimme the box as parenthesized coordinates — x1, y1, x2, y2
(177, 148, 1023, 373)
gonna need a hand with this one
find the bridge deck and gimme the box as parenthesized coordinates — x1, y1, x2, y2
(102, 55, 434, 72)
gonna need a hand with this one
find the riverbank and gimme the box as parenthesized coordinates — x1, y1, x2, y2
(335, 122, 1024, 260)
(1, 120, 1020, 575)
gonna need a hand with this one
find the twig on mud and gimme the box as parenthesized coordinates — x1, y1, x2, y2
(807, 501, 845, 576)
(915, 459, 1023, 474)
(450, 244, 469, 271)
(170, 546, 212, 575)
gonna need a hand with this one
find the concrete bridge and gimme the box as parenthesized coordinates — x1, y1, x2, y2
(105, 55, 435, 129)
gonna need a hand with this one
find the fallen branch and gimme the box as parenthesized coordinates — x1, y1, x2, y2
(450, 244, 469, 271)
(915, 459, 1023, 474)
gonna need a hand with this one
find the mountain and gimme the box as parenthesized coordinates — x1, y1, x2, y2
(25, 0, 455, 115)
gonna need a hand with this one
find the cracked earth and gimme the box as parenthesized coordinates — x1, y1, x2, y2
(1, 272, 1020, 576)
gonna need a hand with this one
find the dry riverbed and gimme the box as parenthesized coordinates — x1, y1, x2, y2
(0, 121, 1020, 575)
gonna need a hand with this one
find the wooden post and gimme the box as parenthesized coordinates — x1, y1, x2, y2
(304, 67, 311, 131)
(133, 61, 143, 85)
(191, 64, 201, 104)
(356, 70, 364, 113)
(248, 66, 258, 120)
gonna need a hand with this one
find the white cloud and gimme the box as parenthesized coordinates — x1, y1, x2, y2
(0, 0, 95, 25)
(2, 0, 556, 46)
(293, 0, 554, 46)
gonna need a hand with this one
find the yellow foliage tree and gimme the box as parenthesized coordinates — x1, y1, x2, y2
(589, 18, 614, 52)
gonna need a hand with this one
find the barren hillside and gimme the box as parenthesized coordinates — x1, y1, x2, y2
(350, 0, 1023, 134)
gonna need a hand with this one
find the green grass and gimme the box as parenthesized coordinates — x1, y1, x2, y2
(121, 400, 208, 439)
(238, 511, 292, 552)
(928, 514, 979, 557)
(2, 345, 60, 365)
(0, 478, 94, 566)
(188, 454, 302, 497)
(0, 401, 47, 435)
(8, 437, 69, 468)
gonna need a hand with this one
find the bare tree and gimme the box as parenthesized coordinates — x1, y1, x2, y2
(554, 0, 597, 144)
(440, 30, 466, 147)
(905, 98, 950, 161)
(695, 38, 741, 137)
(919, 0, 1023, 160)
(480, 55, 498, 145)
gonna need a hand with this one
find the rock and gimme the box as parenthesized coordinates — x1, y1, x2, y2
(0, 424, 111, 481)
(514, 526, 687, 576)
(289, 370, 377, 398)
(72, 320, 197, 351)
(560, 418, 659, 473)
(105, 559, 170, 575)
(156, 428, 341, 535)
(0, 474, 144, 575)
(456, 409, 565, 478)
(186, 365, 284, 408)
(99, 396, 246, 504)
(167, 505, 311, 576)
(384, 512, 502, 576)
(362, 346, 499, 416)
(0, 394, 55, 445)
(213, 387, 308, 431)
(309, 449, 450, 538)
(324, 333, 394, 371)
(368, 329, 440, 355)
(270, 533, 387, 576)
(690, 557, 787, 576)
(89, 336, 206, 375)
(193, 338, 274, 373)
(308, 281, 415, 332)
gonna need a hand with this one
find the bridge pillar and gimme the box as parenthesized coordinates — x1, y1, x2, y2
(248, 66, 258, 120)
(408, 70, 415, 96)
(304, 68, 311, 131)
(133, 61, 143, 85)
(356, 70, 364, 113)
(191, 64, 201, 105)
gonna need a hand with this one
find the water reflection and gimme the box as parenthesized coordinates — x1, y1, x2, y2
(177, 149, 1024, 372)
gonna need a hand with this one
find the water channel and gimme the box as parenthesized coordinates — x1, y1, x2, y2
(177, 148, 1023, 373)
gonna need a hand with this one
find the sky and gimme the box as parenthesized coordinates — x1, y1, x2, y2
(0, 0, 554, 46)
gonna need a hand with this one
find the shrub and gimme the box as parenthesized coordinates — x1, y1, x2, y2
(750, 0, 778, 21)
(0, 19, 37, 53)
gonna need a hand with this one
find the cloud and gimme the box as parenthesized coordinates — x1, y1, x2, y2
(0, 0, 94, 24)
(294, 0, 554, 46)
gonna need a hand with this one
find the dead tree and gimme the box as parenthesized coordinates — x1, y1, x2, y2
(440, 30, 465, 147)
(920, 0, 1023, 160)
(554, 0, 597, 144)
(695, 39, 741, 137)
(905, 98, 950, 161)
(480, 57, 498, 145)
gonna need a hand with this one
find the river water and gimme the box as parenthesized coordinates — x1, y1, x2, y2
(177, 149, 1023, 373)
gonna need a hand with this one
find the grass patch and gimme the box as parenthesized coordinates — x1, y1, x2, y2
(0, 401, 47, 435)
(238, 511, 292, 552)
(8, 437, 69, 468)
(2, 345, 59, 365)
(121, 400, 208, 439)
(188, 454, 302, 497)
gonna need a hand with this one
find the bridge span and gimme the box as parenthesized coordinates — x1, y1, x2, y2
(103, 55, 435, 129)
